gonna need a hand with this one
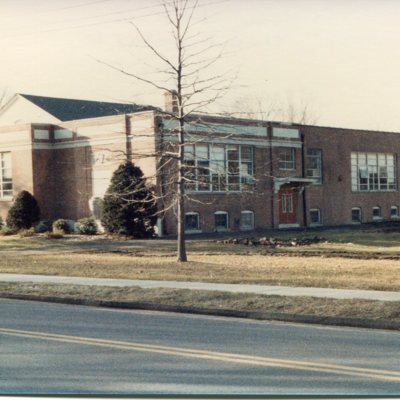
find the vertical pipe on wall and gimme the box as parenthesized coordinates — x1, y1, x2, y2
(268, 124, 275, 229)
(125, 115, 132, 161)
(300, 131, 308, 229)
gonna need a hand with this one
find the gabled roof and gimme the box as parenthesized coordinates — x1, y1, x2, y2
(18, 94, 157, 121)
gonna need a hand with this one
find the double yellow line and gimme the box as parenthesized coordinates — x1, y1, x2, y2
(1, 327, 400, 382)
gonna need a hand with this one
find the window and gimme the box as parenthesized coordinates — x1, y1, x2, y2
(185, 212, 200, 231)
(281, 193, 293, 213)
(210, 145, 226, 191)
(310, 209, 321, 225)
(240, 146, 254, 190)
(0, 152, 12, 199)
(278, 148, 295, 170)
(240, 210, 254, 231)
(351, 207, 362, 223)
(196, 145, 210, 191)
(306, 149, 322, 184)
(184, 144, 254, 192)
(227, 145, 240, 191)
(372, 206, 382, 220)
(391, 206, 399, 219)
(351, 152, 396, 191)
(214, 211, 228, 231)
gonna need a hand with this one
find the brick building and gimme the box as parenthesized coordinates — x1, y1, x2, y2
(0, 93, 399, 235)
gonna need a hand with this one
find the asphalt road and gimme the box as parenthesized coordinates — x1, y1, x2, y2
(1, 298, 399, 395)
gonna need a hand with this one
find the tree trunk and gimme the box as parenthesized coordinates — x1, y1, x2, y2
(176, 116, 187, 262)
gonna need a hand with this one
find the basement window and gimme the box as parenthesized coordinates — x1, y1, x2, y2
(185, 212, 200, 232)
(309, 209, 321, 226)
(215, 211, 229, 231)
(351, 207, 362, 223)
(391, 206, 399, 219)
(372, 206, 382, 221)
(240, 210, 254, 231)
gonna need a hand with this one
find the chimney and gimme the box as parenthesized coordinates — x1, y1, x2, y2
(164, 90, 179, 114)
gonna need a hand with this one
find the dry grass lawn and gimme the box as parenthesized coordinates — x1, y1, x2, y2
(0, 227, 400, 291)
(0, 251, 399, 291)
(1, 282, 399, 324)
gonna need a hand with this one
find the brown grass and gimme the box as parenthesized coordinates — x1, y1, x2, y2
(0, 228, 400, 291)
(0, 251, 399, 291)
(1, 282, 399, 323)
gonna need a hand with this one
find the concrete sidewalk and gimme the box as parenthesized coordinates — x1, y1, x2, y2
(1, 273, 400, 302)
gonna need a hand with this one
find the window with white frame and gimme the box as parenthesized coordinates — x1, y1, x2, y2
(309, 208, 321, 225)
(185, 212, 200, 231)
(306, 149, 322, 184)
(240, 210, 254, 231)
(281, 193, 293, 213)
(351, 207, 362, 223)
(0, 152, 12, 199)
(351, 152, 396, 191)
(391, 206, 399, 219)
(372, 206, 382, 220)
(214, 211, 229, 231)
(278, 148, 295, 170)
(184, 144, 254, 192)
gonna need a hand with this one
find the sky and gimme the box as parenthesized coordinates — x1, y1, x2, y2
(1, 0, 400, 131)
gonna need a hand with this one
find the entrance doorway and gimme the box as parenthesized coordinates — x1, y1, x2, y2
(279, 186, 297, 225)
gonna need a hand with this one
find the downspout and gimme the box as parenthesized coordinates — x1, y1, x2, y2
(300, 131, 307, 229)
(268, 124, 275, 229)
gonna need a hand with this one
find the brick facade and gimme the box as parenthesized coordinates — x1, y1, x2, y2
(1, 107, 400, 234)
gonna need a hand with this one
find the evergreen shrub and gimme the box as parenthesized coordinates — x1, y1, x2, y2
(6, 191, 40, 231)
(101, 161, 157, 238)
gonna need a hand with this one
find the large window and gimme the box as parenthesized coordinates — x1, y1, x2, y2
(184, 144, 254, 192)
(278, 148, 295, 170)
(306, 149, 322, 184)
(0, 152, 12, 199)
(351, 152, 396, 191)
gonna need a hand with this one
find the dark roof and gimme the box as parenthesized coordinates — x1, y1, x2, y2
(19, 94, 157, 121)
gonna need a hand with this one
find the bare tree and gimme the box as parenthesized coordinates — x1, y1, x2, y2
(101, 0, 230, 261)
(229, 95, 318, 125)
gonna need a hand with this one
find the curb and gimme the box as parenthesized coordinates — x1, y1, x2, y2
(2, 293, 400, 331)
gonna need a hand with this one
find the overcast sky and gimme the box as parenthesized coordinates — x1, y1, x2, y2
(1, 0, 400, 131)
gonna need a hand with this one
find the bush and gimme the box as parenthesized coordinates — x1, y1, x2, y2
(19, 228, 35, 238)
(101, 161, 157, 238)
(6, 191, 40, 230)
(0, 216, 3, 230)
(52, 219, 72, 234)
(35, 220, 53, 233)
(77, 218, 98, 235)
(0, 227, 16, 236)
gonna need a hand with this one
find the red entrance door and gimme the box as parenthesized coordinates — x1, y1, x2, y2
(279, 187, 297, 225)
